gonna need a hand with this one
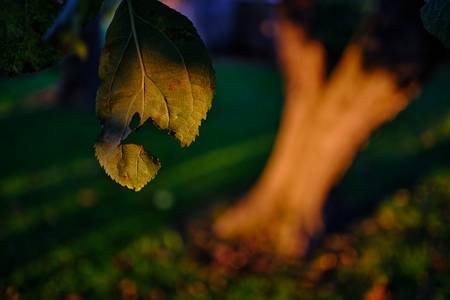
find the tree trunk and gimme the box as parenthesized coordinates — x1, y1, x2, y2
(213, 5, 437, 257)
(58, 17, 101, 108)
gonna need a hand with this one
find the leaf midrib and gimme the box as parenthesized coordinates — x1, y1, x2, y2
(130, 1, 196, 113)
(126, 0, 200, 134)
(132, 10, 195, 96)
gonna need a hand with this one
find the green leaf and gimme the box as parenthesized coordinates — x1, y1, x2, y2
(95, 0, 215, 191)
(421, 0, 450, 49)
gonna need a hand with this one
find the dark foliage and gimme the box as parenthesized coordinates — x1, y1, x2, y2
(0, 0, 62, 75)
(360, 0, 448, 87)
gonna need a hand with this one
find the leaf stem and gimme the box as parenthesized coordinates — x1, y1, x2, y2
(125, 0, 146, 132)
(126, 0, 146, 74)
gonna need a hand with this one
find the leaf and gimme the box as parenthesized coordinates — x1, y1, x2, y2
(421, 0, 450, 49)
(95, 143, 160, 192)
(95, 0, 215, 191)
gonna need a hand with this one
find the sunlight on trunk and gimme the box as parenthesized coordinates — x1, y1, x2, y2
(214, 17, 419, 257)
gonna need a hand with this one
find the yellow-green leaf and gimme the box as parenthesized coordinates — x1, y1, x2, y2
(95, 0, 215, 191)
(95, 143, 160, 192)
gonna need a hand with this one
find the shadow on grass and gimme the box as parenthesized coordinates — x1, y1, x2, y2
(1, 61, 450, 299)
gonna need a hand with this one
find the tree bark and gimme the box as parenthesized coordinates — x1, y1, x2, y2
(213, 0, 443, 257)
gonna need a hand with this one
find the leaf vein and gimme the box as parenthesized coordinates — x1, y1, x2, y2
(127, 0, 171, 127)
(133, 10, 195, 112)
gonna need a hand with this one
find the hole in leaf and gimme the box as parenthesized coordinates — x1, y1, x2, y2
(130, 113, 141, 130)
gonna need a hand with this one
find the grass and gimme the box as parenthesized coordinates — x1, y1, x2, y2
(1, 60, 450, 299)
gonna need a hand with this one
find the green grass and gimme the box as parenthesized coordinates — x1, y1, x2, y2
(1, 60, 450, 299)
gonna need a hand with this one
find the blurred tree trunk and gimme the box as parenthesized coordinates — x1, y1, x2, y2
(58, 17, 101, 108)
(214, 0, 444, 257)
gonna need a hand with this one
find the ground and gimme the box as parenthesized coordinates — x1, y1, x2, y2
(1, 60, 450, 299)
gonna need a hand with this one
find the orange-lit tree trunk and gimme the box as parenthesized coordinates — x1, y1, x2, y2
(214, 1, 443, 257)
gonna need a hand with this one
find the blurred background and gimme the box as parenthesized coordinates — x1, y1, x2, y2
(1, 0, 450, 299)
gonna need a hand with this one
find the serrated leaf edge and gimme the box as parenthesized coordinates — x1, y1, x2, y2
(94, 144, 160, 192)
